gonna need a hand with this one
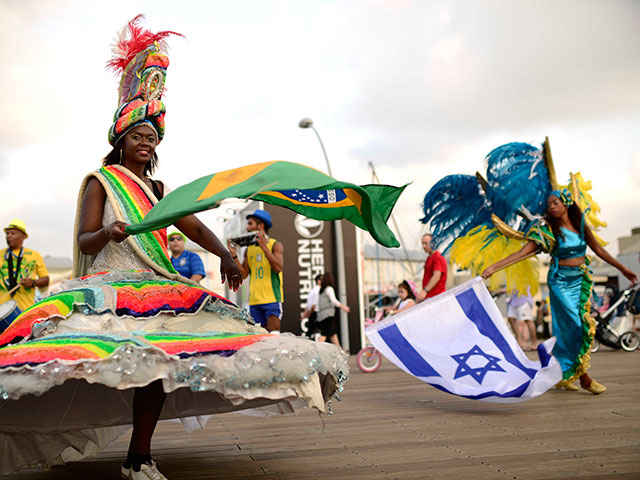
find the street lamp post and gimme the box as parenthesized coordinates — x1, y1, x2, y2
(298, 118, 350, 352)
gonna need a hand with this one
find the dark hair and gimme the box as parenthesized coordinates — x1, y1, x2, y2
(320, 271, 335, 293)
(315, 274, 323, 283)
(103, 137, 159, 177)
(398, 280, 416, 300)
(248, 216, 270, 234)
(545, 202, 583, 244)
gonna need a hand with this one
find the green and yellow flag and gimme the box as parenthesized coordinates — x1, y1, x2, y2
(126, 161, 406, 247)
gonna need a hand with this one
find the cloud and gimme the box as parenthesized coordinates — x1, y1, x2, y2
(1, 0, 638, 260)
(331, 0, 640, 164)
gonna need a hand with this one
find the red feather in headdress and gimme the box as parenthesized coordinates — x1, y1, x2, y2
(107, 14, 183, 73)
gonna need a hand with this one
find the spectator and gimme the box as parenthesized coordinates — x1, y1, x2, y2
(1, 219, 49, 311)
(301, 274, 323, 338)
(417, 233, 447, 302)
(536, 298, 551, 339)
(228, 209, 284, 332)
(168, 230, 206, 283)
(603, 283, 626, 318)
(506, 291, 537, 350)
(383, 280, 417, 315)
(316, 272, 350, 347)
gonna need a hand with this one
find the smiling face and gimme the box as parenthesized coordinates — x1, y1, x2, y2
(121, 125, 157, 167)
(547, 194, 567, 218)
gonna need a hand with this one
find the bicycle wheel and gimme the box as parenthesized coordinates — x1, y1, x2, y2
(620, 332, 639, 352)
(590, 338, 600, 353)
(356, 347, 382, 373)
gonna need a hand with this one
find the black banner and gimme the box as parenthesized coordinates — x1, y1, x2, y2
(264, 206, 362, 352)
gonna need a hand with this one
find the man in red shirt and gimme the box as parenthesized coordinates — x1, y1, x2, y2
(417, 233, 447, 302)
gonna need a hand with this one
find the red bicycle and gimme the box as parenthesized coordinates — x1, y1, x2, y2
(356, 308, 385, 373)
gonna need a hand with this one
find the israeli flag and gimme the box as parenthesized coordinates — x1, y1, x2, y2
(366, 277, 562, 403)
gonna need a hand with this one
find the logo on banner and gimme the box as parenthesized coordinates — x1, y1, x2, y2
(294, 214, 324, 239)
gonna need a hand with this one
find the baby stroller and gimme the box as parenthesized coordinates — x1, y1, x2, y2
(591, 283, 640, 353)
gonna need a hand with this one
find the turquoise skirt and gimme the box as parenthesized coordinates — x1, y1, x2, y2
(547, 262, 595, 381)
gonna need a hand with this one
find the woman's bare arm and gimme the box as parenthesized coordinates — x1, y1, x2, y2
(585, 226, 637, 283)
(77, 178, 129, 255)
(481, 241, 539, 279)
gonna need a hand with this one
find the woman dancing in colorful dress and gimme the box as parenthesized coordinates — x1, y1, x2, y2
(481, 189, 637, 394)
(0, 16, 346, 479)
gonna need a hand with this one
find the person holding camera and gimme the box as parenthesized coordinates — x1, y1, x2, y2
(227, 209, 284, 332)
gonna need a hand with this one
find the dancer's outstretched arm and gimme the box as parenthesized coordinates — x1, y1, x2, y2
(584, 226, 637, 284)
(481, 241, 539, 279)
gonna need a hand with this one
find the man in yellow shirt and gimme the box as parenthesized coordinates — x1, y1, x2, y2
(227, 210, 284, 333)
(1, 219, 50, 312)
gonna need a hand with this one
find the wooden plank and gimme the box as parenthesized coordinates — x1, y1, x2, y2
(6, 348, 640, 479)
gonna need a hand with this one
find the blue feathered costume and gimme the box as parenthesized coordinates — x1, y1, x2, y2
(421, 138, 608, 387)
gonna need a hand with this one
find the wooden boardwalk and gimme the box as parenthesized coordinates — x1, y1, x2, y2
(7, 348, 640, 479)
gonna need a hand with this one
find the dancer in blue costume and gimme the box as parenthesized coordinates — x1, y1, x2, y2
(482, 189, 637, 394)
(421, 139, 637, 395)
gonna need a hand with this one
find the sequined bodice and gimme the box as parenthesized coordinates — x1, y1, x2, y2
(88, 201, 151, 274)
(554, 227, 587, 260)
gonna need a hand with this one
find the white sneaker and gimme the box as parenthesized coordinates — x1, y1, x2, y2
(129, 461, 168, 480)
(121, 465, 130, 479)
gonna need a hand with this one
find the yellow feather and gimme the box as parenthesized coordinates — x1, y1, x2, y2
(450, 226, 540, 296)
(562, 172, 607, 246)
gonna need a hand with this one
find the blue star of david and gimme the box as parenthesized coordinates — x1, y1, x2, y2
(451, 345, 505, 385)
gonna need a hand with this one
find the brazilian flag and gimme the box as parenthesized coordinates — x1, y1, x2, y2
(126, 161, 406, 247)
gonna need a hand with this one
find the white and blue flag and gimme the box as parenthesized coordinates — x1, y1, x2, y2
(365, 277, 562, 403)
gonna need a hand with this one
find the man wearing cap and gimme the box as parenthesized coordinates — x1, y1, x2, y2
(1, 220, 50, 311)
(227, 209, 284, 332)
(168, 230, 206, 283)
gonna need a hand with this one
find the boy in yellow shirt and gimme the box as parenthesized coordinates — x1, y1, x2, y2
(227, 210, 284, 332)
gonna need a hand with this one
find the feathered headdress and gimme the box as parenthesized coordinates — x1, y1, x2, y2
(107, 15, 183, 145)
(420, 137, 606, 295)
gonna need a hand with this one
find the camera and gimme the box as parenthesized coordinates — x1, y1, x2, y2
(229, 233, 259, 247)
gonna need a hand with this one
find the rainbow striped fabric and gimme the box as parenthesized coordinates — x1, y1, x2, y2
(100, 165, 177, 274)
(0, 332, 271, 369)
(0, 273, 234, 347)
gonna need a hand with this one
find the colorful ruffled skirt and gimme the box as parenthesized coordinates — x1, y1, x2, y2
(0, 271, 348, 474)
(547, 262, 595, 382)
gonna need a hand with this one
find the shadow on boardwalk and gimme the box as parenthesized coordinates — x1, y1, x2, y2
(7, 349, 640, 480)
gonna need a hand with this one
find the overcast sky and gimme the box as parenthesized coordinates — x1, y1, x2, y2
(1, 0, 639, 260)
